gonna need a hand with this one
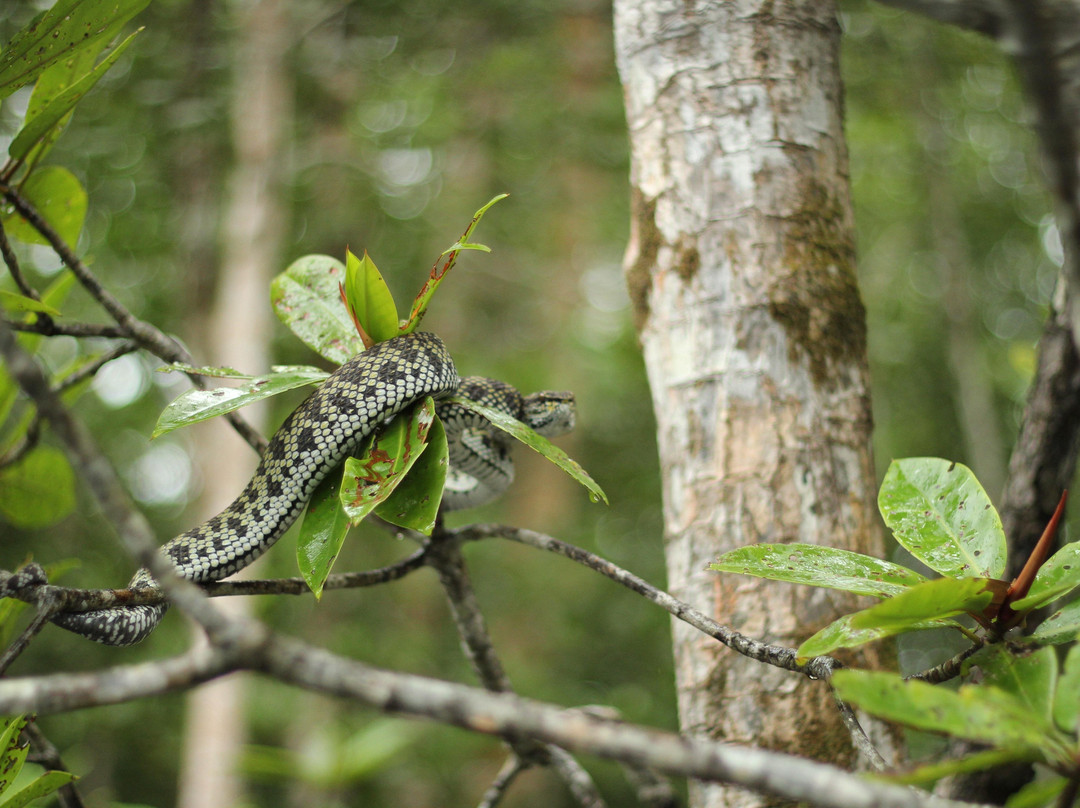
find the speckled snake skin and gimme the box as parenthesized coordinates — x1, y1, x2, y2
(50, 332, 575, 646)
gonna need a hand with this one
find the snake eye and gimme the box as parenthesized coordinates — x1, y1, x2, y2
(524, 392, 576, 437)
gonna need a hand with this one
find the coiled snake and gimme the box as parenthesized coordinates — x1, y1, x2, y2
(50, 332, 574, 646)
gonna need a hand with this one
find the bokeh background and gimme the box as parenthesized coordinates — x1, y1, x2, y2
(0, 1, 1058, 805)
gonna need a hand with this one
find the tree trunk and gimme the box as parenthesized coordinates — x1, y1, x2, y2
(176, 0, 292, 805)
(613, 2, 884, 805)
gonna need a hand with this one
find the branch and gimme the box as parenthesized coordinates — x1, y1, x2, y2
(0, 318, 243, 647)
(455, 524, 838, 680)
(0, 632, 993, 808)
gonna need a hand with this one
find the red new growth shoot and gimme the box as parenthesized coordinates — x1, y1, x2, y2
(997, 490, 1068, 629)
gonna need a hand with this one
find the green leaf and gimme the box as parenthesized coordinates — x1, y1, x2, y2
(710, 544, 925, 598)
(0, 0, 149, 99)
(2, 166, 87, 247)
(445, 393, 607, 505)
(850, 576, 994, 630)
(878, 458, 1006, 578)
(339, 398, 436, 524)
(1053, 644, 1080, 732)
(974, 644, 1057, 728)
(831, 670, 1068, 759)
(0, 716, 29, 796)
(1005, 777, 1068, 808)
(0, 445, 75, 528)
(271, 255, 364, 364)
(152, 366, 328, 438)
(402, 194, 508, 333)
(796, 612, 958, 659)
(884, 748, 1035, 787)
(343, 249, 398, 343)
(374, 411, 447, 535)
(1024, 541, 1080, 607)
(297, 468, 351, 600)
(9, 30, 140, 162)
(0, 291, 60, 317)
(0, 769, 78, 808)
(1030, 598, 1080, 645)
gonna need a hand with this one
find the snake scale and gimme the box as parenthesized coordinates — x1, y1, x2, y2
(51, 332, 574, 646)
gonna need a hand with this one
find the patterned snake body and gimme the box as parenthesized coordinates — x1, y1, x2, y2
(52, 332, 574, 646)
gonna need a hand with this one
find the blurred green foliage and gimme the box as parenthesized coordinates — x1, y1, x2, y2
(0, 0, 1058, 805)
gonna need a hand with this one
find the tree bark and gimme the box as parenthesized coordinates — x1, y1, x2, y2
(614, 2, 885, 805)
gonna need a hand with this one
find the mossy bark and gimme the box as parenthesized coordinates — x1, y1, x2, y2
(614, 2, 890, 805)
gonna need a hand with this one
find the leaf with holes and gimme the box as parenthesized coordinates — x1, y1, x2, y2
(711, 544, 925, 598)
(271, 255, 364, 364)
(0, 716, 29, 796)
(878, 458, 1006, 579)
(152, 366, 328, 438)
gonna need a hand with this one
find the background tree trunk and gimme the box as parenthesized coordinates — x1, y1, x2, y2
(176, 0, 292, 804)
(614, 2, 886, 805)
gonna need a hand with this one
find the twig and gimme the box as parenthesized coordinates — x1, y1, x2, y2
(4, 319, 130, 339)
(456, 524, 838, 680)
(0, 216, 41, 302)
(24, 722, 86, 808)
(53, 341, 139, 394)
(830, 692, 888, 772)
(905, 640, 987, 684)
(476, 754, 528, 808)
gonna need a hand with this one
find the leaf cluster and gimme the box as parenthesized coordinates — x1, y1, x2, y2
(713, 457, 1080, 794)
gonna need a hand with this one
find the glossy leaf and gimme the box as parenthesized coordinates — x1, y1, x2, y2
(831, 670, 1067, 759)
(2, 166, 87, 247)
(1024, 541, 1080, 606)
(339, 398, 436, 524)
(0, 446, 75, 528)
(710, 544, 925, 598)
(271, 255, 364, 364)
(297, 468, 351, 599)
(374, 411, 447, 535)
(849, 576, 993, 630)
(878, 458, 1006, 579)
(0, 716, 28, 795)
(152, 366, 327, 438)
(9, 30, 140, 161)
(1053, 644, 1080, 732)
(795, 612, 957, 660)
(445, 393, 607, 505)
(402, 194, 508, 333)
(1030, 598, 1080, 645)
(0, 0, 148, 99)
(343, 249, 398, 343)
(0, 769, 78, 808)
(975, 644, 1057, 728)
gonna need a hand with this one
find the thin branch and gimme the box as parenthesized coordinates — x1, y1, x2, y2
(456, 524, 838, 680)
(24, 722, 86, 808)
(0, 185, 267, 456)
(476, 754, 528, 808)
(0, 216, 40, 302)
(0, 318, 244, 647)
(905, 639, 987, 684)
(3, 319, 130, 339)
(831, 692, 889, 772)
(53, 341, 139, 394)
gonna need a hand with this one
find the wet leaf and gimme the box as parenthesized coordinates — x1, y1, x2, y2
(878, 458, 1006, 579)
(710, 544, 925, 598)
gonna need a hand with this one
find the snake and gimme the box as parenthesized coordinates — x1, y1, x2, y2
(49, 331, 575, 646)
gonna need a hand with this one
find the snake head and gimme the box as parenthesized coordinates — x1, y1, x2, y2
(523, 391, 575, 437)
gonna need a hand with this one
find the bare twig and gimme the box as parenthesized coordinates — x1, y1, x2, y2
(3, 319, 130, 339)
(0, 216, 40, 302)
(476, 754, 528, 808)
(905, 639, 987, 684)
(53, 341, 139, 394)
(456, 524, 839, 681)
